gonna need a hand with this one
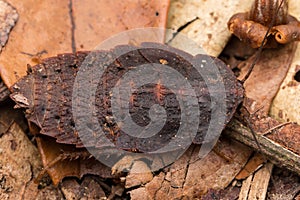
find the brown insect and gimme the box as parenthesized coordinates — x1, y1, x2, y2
(10, 43, 243, 152)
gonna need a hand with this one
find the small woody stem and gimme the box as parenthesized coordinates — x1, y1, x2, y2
(224, 119, 300, 175)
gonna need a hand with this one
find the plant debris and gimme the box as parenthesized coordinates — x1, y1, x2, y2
(228, 0, 300, 48)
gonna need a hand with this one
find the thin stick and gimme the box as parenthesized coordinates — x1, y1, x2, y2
(261, 122, 292, 136)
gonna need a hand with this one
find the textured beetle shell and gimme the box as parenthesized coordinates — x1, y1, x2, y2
(10, 43, 243, 152)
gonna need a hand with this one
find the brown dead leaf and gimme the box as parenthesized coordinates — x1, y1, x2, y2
(236, 153, 265, 180)
(0, 0, 170, 88)
(129, 138, 252, 199)
(0, 101, 64, 199)
(1, 0, 73, 88)
(0, 122, 64, 200)
(238, 43, 297, 115)
(36, 136, 115, 186)
(182, 138, 251, 197)
(61, 177, 106, 199)
(73, 0, 170, 51)
(125, 161, 153, 189)
(232, 40, 300, 159)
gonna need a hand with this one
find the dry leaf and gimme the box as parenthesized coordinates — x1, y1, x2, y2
(0, 122, 64, 200)
(61, 177, 106, 200)
(167, 0, 253, 56)
(73, 0, 170, 51)
(125, 161, 153, 189)
(270, 43, 300, 124)
(235, 153, 265, 180)
(36, 136, 115, 186)
(0, 100, 27, 132)
(238, 43, 297, 115)
(1, 0, 73, 88)
(0, 0, 170, 88)
(129, 138, 252, 199)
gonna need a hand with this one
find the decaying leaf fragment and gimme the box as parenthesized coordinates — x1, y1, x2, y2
(128, 138, 252, 199)
(228, 0, 300, 48)
(0, 122, 63, 199)
(167, 0, 253, 56)
(270, 43, 300, 124)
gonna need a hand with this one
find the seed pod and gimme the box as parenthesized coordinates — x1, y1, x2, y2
(228, 13, 269, 48)
(10, 43, 243, 153)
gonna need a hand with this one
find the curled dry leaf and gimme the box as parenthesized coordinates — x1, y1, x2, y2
(228, 0, 300, 48)
(220, 0, 300, 180)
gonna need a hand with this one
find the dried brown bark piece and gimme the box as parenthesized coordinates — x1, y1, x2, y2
(10, 43, 243, 153)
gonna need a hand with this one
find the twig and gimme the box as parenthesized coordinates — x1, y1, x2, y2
(224, 119, 300, 175)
